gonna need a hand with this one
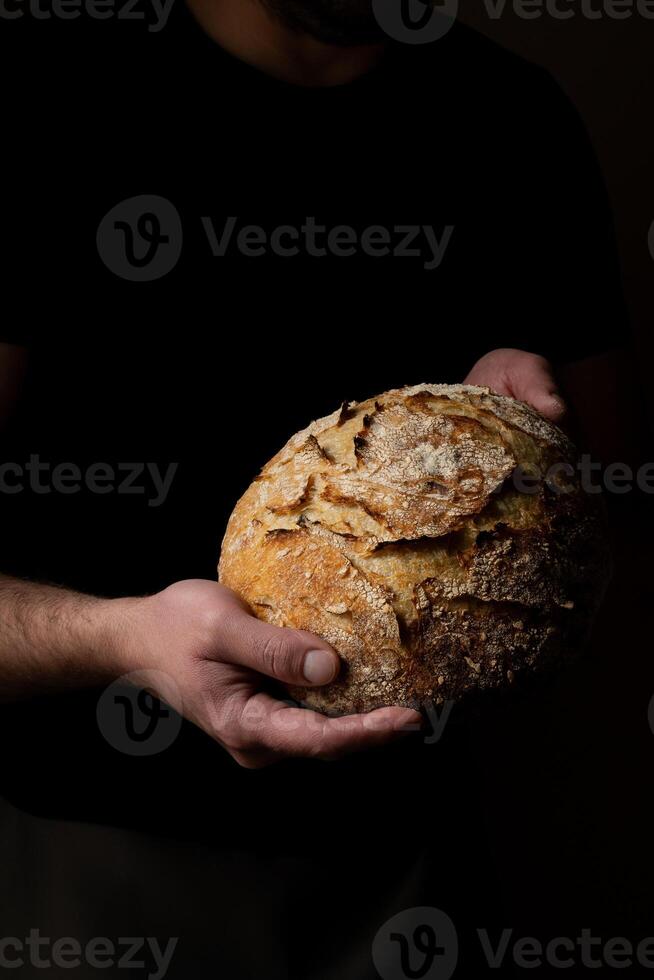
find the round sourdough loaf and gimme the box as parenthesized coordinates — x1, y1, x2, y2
(219, 384, 610, 715)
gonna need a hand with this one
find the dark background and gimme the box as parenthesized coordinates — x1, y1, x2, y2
(458, 0, 653, 417)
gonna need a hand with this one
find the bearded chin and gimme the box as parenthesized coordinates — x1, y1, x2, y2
(261, 0, 385, 45)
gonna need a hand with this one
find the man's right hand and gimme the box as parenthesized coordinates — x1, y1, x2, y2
(114, 580, 420, 768)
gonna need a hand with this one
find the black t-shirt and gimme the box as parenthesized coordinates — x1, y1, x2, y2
(0, 5, 627, 978)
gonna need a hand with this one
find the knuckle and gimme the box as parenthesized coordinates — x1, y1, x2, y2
(193, 609, 228, 657)
(207, 706, 252, 756)
(306, 738, 344, 763)
(257, 712, 321, 760)
(209, 603, 236, 641)
(298, 729, 331, 761)
(309, 740, 332, 761)
(259, 633, 296, 680)
(218, 728, 255, 755)
(524, 351, 550, 370)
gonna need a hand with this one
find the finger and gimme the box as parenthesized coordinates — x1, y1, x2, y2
(508, 352, 567, 422)
(465, 349, 567, 423)
(216, 592, 340, 688)
(464, 348, 513, 396)
(236, 692, 422, 764)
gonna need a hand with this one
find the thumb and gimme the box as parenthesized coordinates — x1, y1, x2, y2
(217, 598, 340, 687)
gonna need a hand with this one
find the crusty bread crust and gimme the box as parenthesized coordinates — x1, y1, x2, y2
(219, 385, 610, 715)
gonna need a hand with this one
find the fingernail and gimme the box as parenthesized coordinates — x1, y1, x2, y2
(303, 650, 338, 686)
(394, 710, 423, 733)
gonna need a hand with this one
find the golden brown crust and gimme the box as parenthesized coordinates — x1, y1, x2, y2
(219, 385, 610, 715)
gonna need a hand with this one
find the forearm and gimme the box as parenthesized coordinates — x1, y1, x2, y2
(0, 575, 131, 700)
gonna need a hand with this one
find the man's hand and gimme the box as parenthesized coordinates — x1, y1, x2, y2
(111, 581, 422, 768)
(0, 575, 419, 768)
(465, 348, 567, 423)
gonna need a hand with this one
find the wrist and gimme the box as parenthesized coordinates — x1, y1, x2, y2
(93, 595, 149, 680)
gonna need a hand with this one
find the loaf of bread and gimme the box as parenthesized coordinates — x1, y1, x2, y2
(219, 384, 610, 715)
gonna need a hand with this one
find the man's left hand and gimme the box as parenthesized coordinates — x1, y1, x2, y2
(464, 348, 567, 423)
